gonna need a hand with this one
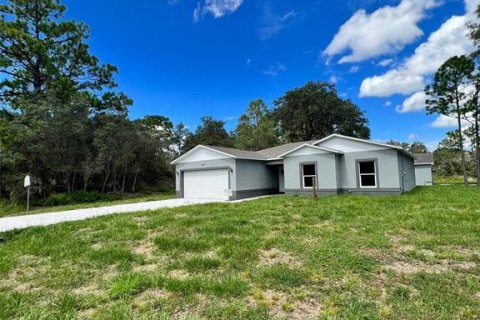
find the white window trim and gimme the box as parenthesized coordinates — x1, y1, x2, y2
(302, 164, 316, 189)
(358, 161, 377, 189)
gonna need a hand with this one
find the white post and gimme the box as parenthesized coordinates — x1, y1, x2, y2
(26, 186, 30, 214)
(24, 175, 31, 214)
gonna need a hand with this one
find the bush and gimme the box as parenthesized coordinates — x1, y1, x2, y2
(34, 191, 106, 207)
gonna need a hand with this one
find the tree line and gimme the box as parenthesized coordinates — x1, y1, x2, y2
(423, 6, 480, 186)
(0, 0, 371, 201)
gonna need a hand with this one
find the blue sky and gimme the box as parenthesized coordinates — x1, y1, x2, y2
(63, 0, 478, 149)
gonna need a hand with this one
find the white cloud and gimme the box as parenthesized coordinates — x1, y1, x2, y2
(258, 6, 298, 40)
(262, 61, 287, 77)
(329, 75, 339, 83)
(465, 0, 479, 17)
(193, 0, 243, 22)
(360, 69, 425, 97)
(360, 0, 476, 97)
(396, 91, 427, 113)
(384, 100, 392, 106)
(349, 65, 360, 73)
(324, 0, 439, 63)
(431, 114, 471, 128)
(378, 58, 394, 67)
(408, 133, 417, 140)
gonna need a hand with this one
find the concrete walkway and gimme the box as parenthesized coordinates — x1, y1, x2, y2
(0, 198, 223, 232)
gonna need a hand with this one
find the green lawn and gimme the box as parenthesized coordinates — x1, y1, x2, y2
(0, 192, 175, 218)
(1, 186, 479, 319)
(434, 176, 478, 186)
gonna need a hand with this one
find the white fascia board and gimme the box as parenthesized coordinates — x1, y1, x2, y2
(316, 134, 414, 159)
(277, 144, 343, 158)
(170, 145, 236, 165)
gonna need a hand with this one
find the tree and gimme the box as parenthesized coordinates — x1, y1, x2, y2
(425, 55, 475, 186)
(434, 131, 476, 178)
(234, 99, 279, 151)
(385, 140, 411, 151)
(182, 117, 234, 152)
(0, 0, 175, 200)
(0, 0, 121, 109)
(468, 5, 480, 186)
(171, 123, 190, 157)
(273, 81, 370, 142)
(468, 5, 480, 58)
(409, 142, 428, 154)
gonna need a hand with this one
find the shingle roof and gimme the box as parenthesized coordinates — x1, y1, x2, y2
(257, 141, 319, 159)
(206, 146, 267, 160)
(413, 153, 434, 165)
(173, 134, 416, 164)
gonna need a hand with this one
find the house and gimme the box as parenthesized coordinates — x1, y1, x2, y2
(171, 134, 416, 200)
(413, 153, 434, 186)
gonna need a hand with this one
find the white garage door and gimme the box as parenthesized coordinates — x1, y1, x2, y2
(183, 169, 230, 200)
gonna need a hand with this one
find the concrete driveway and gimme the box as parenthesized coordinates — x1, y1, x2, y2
(0, 198, 223, 232)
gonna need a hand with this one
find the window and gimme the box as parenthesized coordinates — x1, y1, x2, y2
(358, 161, 377, 188)
(302, 164, 316, 188)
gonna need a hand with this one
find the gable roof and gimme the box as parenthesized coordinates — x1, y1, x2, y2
(172, 134, 415, 164)
(315, 134, 414, 159)
(170, 145, 235, 164)
(276, 144, 344, 158)
(413, 153, 434, 165)
(256, 140, 319, 159)
(206, 145, 267, 160)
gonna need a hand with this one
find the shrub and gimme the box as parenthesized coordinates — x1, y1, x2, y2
(34, 191, 105, 207)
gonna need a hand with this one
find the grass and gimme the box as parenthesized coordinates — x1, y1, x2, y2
(0, 186, 479, 319)
(0, 191, 175, 218)
(434, 175, 478, 186)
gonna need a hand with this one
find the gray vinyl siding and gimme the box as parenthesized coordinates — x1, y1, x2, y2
(175, 158, 236, 197)
(337, 149, 401, 191)
(284, 153, 338, 191)
(235, 159, 277, 191)
(415, 164, 433, 186)
(398, 151, 416, 191)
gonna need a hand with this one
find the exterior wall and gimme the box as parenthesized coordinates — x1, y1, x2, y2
(234, 160, 278, 200)
(175, 158, 236, 198)
(398, 151, 416, 191)
(337, 149, 402, 194)
(415, 164, 433, 186)
(284, 152, 339, 196)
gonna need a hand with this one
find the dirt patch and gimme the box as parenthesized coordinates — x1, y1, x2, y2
(90, 243, 103, 251)
(72, 283, 105, 297)
(132, 289, 168, 308)
(132, 264, 158, 273)
(132, 231, 161, 259)
(358, 247, 384, 259)
(247, 289, 319, 320)
(292, 214, 302, 221)
(168, 269, 191, 279)
(383, 260, 476, 274)
(133, 216, 149, 224)
(259, 248, 303, 268)
(1, 255, 49, 292)
(440, 246, 480, 257)
(77, 308, 97, 319)
(314, 220, 334, 230)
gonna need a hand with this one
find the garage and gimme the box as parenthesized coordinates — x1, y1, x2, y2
(183, 169, 230, 200)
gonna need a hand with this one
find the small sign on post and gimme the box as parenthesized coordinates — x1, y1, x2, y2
(24, 175, 31, 213)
